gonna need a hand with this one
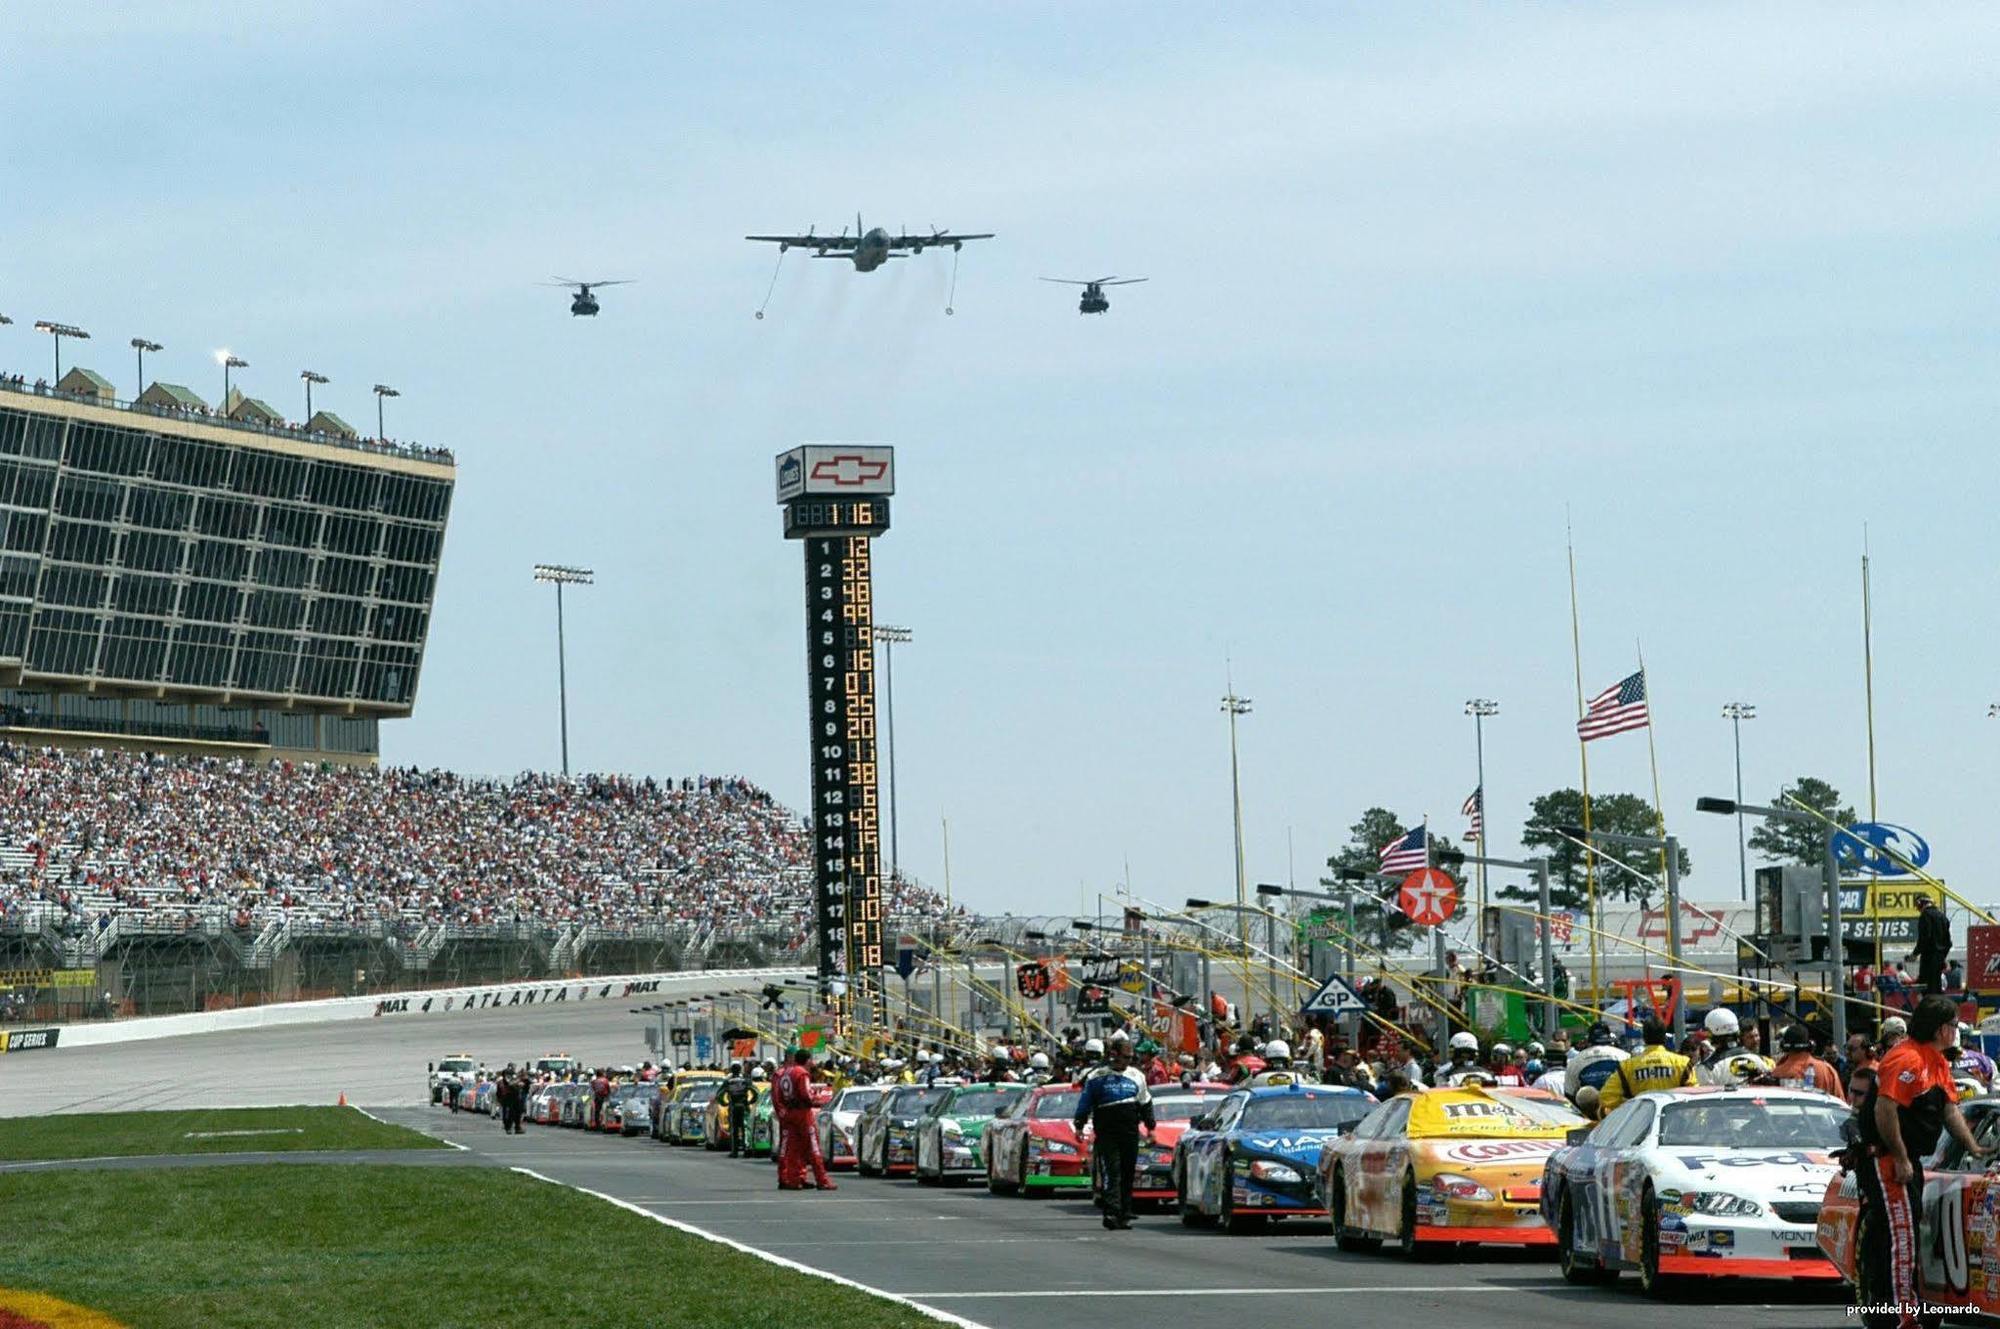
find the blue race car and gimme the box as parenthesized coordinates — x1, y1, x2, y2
(1174, 1082, 1376, 1233)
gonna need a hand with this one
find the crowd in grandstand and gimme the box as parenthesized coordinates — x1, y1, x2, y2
(0, 744, 951, 936)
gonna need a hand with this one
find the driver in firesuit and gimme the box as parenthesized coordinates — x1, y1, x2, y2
(722, 1061, 756, 1157)
(1856, 995, 1995, 1329)
(775, 1048, 835, 1192)
(1072, 1032, 1154, 1231)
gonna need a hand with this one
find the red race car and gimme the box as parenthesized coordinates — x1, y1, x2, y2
(1078, 1081, 1236, 1206)
(985, 1082, 1092, 1194)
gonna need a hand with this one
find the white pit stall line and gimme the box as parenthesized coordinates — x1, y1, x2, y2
(353, 1104, 468, 1151)
(912, 1285, 1557, 1299)
(511, 1168, 989, 1329)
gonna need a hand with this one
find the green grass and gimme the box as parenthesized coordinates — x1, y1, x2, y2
(0, 1106, 443, 1161)
(0, 1165, 945, 1329)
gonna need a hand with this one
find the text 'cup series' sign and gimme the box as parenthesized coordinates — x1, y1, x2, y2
(1397, 868, 1459, 928)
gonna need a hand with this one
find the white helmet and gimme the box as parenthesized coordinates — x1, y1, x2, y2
(1711, 1052, 1771, 1087)
(1083, 1038, 1105, 1056)
(928, 1051, 945, 1064)
(1028, 1052, 1051, 1070)
(751, 1067, 767, 1080)
(1263, 1039, 1291, 1061)
(1491, 1042, 1513, 1058)
(1704, 1008, 1740, 1037)
(1449, 1031, 1479, 1054)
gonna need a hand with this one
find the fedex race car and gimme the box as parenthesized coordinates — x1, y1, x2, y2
(1542, 1085, 1848, 1295)
(1817, 1096, 2000, 1320)
(1175, 1083, 1375, 1233)
(984, 1082, 1089, 1194)
(1322, 1086, 1582, 1254)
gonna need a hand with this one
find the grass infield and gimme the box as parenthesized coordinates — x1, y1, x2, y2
(0, 1106, 444, 1161)
(0, 1164, 946, 1329)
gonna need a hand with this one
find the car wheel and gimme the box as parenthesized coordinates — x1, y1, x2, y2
(1398, 1174, 1434, 1260)
(1221, 1174, 1264, 1235)
(988, 1145, 1019, 1196)
(857, 1136, 880, 1177)
(1332, 1169, 1381, 1253)
(916, 1139, 939, 1186)
(1178, 1169, 1216, 1228)
(1637, 1187, 1682, 1299)
(1018, 1149, 1036, 1198)
(1558, 1191, 1616, 1285)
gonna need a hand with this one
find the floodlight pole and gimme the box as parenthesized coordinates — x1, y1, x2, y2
(533, 564, 595, 776)
(131, 339, 162, 399)
(1696, 797, 1846, 1048)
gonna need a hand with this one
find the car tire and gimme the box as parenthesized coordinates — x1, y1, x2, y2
(1019, 1150, 1039, 1198)
(1221, 1177, 1264, 1235)
(1331, 1169, 1381, 1253)
(1637, 1187, 1683, 1300)
(1557, 1191, 1616, 1285)
(1178, 1171, 1216, 1229)
(857, 1138, 880, 1178)
(1398, 1174, 1434, 1260)
(988, 1148, 1019, 1196)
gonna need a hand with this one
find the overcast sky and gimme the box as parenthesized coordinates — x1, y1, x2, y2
(3, 5, 1994, 919)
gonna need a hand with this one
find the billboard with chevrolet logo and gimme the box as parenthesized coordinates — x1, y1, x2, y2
(774, 444, 896, 500)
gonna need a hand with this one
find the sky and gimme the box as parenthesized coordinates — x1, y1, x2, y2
(2, 5, 1996, 921)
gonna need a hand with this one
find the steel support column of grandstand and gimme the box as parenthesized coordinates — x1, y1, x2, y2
(1696, 797, 1847, 1048)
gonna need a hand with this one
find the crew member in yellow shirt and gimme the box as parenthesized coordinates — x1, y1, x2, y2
(1595, 1016, 1694, 1116)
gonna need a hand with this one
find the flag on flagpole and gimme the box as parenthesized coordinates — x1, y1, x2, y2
(1577, 669, 1650, 742)
(1462, 787, 1484, 843)
(1379, 825, 1428, 875)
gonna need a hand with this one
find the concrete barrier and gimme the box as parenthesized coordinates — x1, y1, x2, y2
(50, 966, 812, 1051)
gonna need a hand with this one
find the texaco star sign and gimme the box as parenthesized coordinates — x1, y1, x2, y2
(1397, 867, 1459, 927)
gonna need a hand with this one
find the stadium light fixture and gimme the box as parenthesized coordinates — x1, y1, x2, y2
(372, 382, 400, 439)
(34, 320, 89, 379)
(532, 564, 595, 777)
(129, 338, 162, 399)
(1722, 702, 1757, 902)
(301, 369, 329, 419)
(216, 350, 247, 412)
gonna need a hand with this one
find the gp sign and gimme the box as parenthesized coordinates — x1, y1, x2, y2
(1833, 822, 1931, 878)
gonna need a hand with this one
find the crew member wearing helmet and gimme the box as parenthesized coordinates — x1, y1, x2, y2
(1241, 1039, 1311, 1087)
(1226, 1035, 1267, 1084)
(1439, 1031, 1488, 1087)
(1486, 1042, 1527, 1087)
(1565, 1022, 1631, 1104)
(1771, 1025, 1842, 1098)
(1024, 1051, 1054, 1086)
(1695, 1008, 1774, 1087)
(1596, 1017, 1694, 1116)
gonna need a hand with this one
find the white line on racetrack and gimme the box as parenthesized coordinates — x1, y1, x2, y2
(762, 1238, 1102, 1247)
(911, 1286, 1562, 1299)
(632, 1197, 911, 1206)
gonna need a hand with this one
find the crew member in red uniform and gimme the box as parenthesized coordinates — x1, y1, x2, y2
(1856, 995, 1994, 1328)
(775, 1048, 835, 1192)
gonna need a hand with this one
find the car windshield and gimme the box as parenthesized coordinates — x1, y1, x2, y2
(610, 1085, 646, 1101)
(948, 1088, 1024, 1118)
(438, 1060, 473, 1072)
(1489, 1093, 1587, 1128)
(1030, 1091, 1081, 1120)
(1150, 1094, 1223, 1123)
(1658, 1098, 1850, 1148)
(897, 1088, 949, 1115)
(1240, 1095, 1374, 1132)
(681, 1084, 719, 1104)
(840, 1089, 884, 1113)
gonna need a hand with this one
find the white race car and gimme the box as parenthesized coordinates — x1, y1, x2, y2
(1539, 1085, 1850, 1296)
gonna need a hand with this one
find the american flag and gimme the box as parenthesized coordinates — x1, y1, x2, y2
(1577, 669, 1650, 742)
(1379, 825, 1428, 875)
(1462, 787, 1483, 843)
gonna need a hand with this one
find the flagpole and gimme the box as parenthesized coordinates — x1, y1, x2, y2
(1637, 642, 1669, 890)
(1863, 537, 1882, 978)
(1568, 519, 1601, 1003)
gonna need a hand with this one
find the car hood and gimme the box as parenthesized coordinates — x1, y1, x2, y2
(1647, 1146, 1842, 1198)
(1232, 1129, 1345, 1165)
(939, 1114, 997, 1139)
(1026, 1120, 1083, 1144)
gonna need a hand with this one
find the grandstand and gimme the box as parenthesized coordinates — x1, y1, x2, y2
(0, 744, 956, 1019)
(0, 369, 452, 766)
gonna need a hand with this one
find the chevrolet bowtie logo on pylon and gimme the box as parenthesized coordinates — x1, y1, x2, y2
(809, 454, 889, 487)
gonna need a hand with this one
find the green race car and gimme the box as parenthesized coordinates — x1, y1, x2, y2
(745, 1094, 776, 1157)
(913, 1081, 1029, 1184)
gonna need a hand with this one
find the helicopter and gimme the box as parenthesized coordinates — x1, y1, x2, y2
(1039, 276, 1147, 314)
(540, 277, 633, 317)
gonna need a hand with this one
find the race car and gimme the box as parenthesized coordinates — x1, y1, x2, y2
(703, 1087, 751, 1151)
(746, 1094, 776, 1157)
(983, 1082, 1089, 1194)
(1124, 1083, 1236, 1205)
(1175, 1082, 1376, 1233)
(603, 1083, 654, 1136)
(1817, 1096, 2000, 1319)
(856, 1084, 950, 1176)
(528, 1083, 566, 1126)
(1543, 1084, 1848, 1295)
(557, 1083, 592, 1127)
(914, 1082, 1029, 1184)
(817, 1085, 887, 1170)
(661, 1074, 724, 1145)
(1325, 1085, 1581, 1253)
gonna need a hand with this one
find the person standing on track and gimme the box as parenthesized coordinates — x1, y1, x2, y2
(775, 1048, 834, 1191)
(1072, 1032, 1155, 1231)
(722, 1061, 755, 1158)
(1855, 995, 1994, 1329)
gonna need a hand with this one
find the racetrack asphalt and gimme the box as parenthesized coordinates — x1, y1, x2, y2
(375, 1105, 1852, 1329)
